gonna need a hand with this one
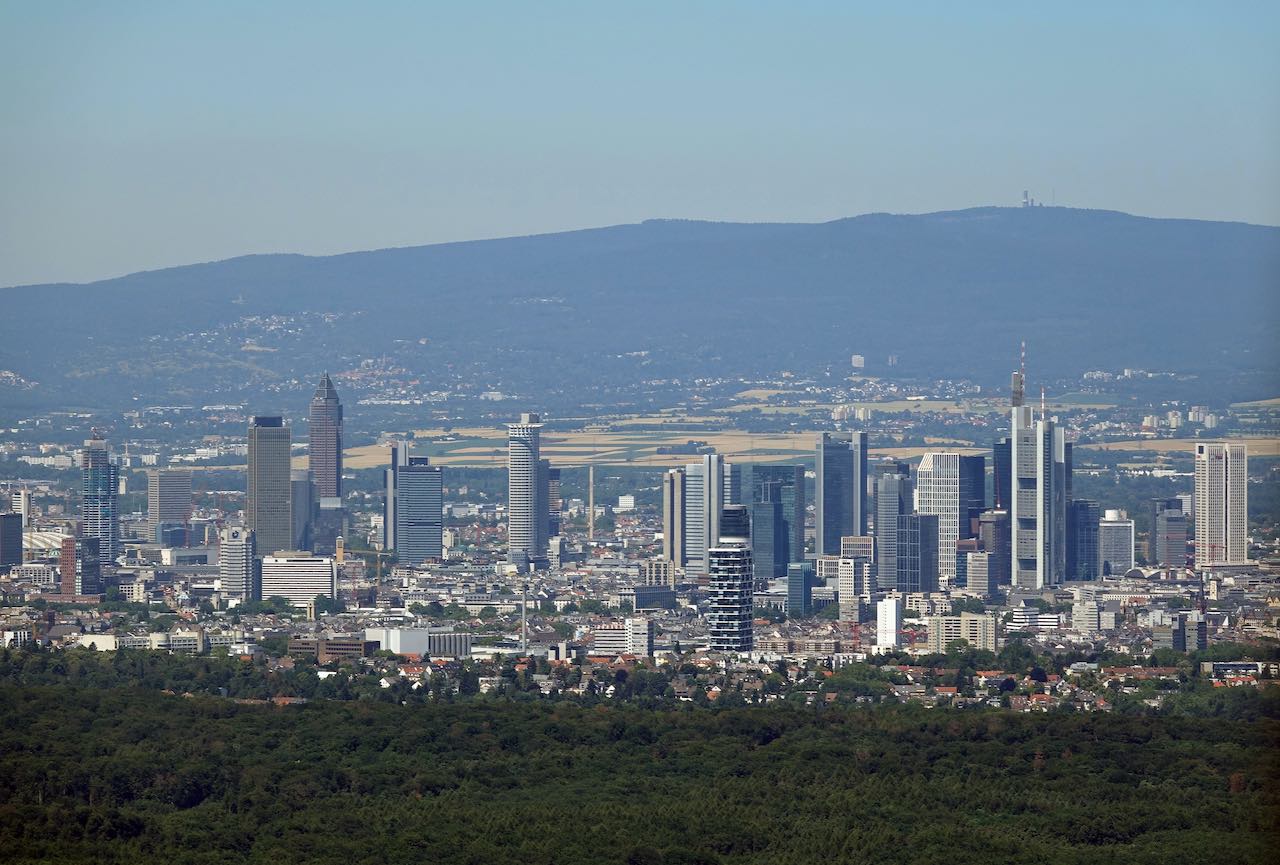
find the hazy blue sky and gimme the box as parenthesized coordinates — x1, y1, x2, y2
(2, 2, 1277, 286)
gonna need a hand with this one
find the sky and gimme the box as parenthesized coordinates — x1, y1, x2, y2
(2, 2, 1278, 286)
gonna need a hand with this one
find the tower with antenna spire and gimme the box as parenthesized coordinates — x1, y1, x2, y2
(1011, 341, 1026, 408)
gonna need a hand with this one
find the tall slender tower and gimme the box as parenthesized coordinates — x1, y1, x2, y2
(815, 432, 867, 556)
(1009, 405, 1067, 589)
(217, 525, 255, 601)
(80, 435, 119, 567)
(383, 441, 410, 550)
(661, 467, 686, 566)
(308, 373, 343, 499)
(507, 413, 546, 569)
(683, 453, 729, 576)
(1194, 442, 1247, 567)
(247, 416, 293, 558)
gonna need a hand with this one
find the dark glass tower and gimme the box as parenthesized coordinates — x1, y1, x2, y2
(743, 463, 805, 568)
(896, 513, 939, 593)
(80, 436, 119, 567)
(874, 467, 912, 590)
(1067, 499, 1100, 581)
(815, 432, 867, 556)
(308, 373, 343, 499)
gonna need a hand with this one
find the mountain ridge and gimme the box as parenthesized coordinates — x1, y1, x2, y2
(3, 206, 1277, 410)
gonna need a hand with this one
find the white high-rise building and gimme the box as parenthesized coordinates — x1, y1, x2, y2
(507, 413, 547, 570)
(1194, 442, 1248, 567)
(1098, 509, 1135, 575)
(217, 525, 255, 602)
(260, 552, 337, 607)
(9, 488, 31, 527)
(914, 452, 984, 590)
(876, 597, 902, 650)
(1009, 406, 1067, 590)
(683, 453, 733, 576)
(837, 557, 872, 621)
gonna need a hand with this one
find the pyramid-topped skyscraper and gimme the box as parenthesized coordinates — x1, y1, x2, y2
(308, 372, 343, 499)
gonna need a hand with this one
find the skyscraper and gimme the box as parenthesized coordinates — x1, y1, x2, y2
(247, 416, 293, 558)
(290, 469, 315, 551)
(217, 525, 255, 602)
(383, 441, 411, 550)
(661, 467, 686, 567)
(1149, 497, 1188, 568)
(507, 413, 547, 569)
(59, 536, 101, 596)
(1066, 499, 1100, 581)
(546, 466, 562, 539)
(874, 466, 912, 590)
(1009, 406, 1067, 589)
(786, 561, 814, 618)
(742, 463, 806, 568)
(396, 456, 444, 566)
(80, 436, 119, 567)
(815, 432, 867, 555)
(707, 507, 753, 653)
(896, 513, 939, 593)
(749, 493, 785, 583)
(0, 512, 21, 570)
(1194, 442, 1248, 568)
(683, 453, 730, 577)
(1098, 509, 1135, 575)
(914, 452, 985, 590)
(978, 509, 1011, 587)
(308, 373, 343, 499)
(147, 468, 193, 542)
(260, 552, 338, 607)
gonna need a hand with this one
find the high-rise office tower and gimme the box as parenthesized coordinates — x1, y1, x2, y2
(396, 456, 444, 566)
(0, 512, 21, 570)
(661, 467, 686, 567)
(290, 469, 315, 552)
(874, 467, 912, 590)
(896, 513, 939, 593)
(217, 525, 255, 601)
(837, 556, 873, 621)
(1009, 406, 1067, 589)
(1194, 442, 1248, 567)
(547, 466, 562, 538)
(247, 416, 293, 558)
(507, 413, 547, 569)
(786, 561, 814, 618)
(9, 488, 32, 527)
(1098, 509, 1135, 575)
(743, 463, 806, 568)
(1066, 499, 1100, 581)
(80, 436, 119, 567)
(1149, 497, 1188, 568)
(992, 437, 1012, 512)
(965, 551, 992, 597)
(146, 468, 192, 542)
(308, 373, 343, 499)
(914, 452, 985, 590)
(383, 442, 411, 550)
(978, 509, 1011, 587)
(59, 536, 101, 596)
(815, 432, 867, 555)
(707, 508, 753, 653)
(749, 492, 785, 583)
(683, 453, 731, 576)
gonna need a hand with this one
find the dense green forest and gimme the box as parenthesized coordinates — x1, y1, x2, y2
(2, 680, 1278, 865)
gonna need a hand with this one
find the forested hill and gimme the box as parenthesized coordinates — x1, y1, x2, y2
(1, 684, 1277, 865)
(2, 207, 1277, 408)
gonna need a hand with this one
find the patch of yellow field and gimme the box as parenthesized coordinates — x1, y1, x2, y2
(733, 388, 793, 400)
(1231, 397, 1280, 408)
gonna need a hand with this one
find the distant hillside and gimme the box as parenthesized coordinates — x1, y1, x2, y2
(2, 206, 1277, 409)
